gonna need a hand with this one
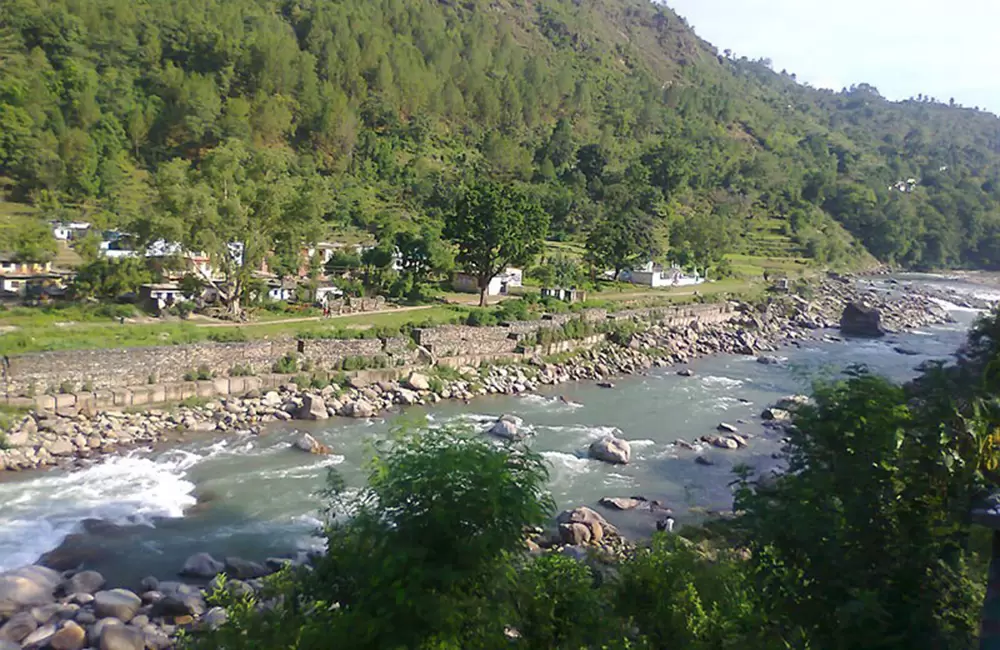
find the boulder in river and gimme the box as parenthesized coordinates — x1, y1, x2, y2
(0, 611, 37, 643)
(224, 557, 269, 580)
(292, 433, 331, 455)
(0, 565, 60, 610)
(99, 624, 144, 650)
(840, 302, 885, 337)
(676, 368, 694, 377)
(598, 497, 643, 511)
(66, 570, 105, 595)
(49, 620, 86, 650)
(717, 423, 739, 434)
(489, 415, 523, 441)
(343, 399, 376, 419)
(756, 355, 781, 365)
(761, 407, 791, 422)
(179, 553, 224, 579)
(589, 435, 631, 465)
(556, 506, 613, 546)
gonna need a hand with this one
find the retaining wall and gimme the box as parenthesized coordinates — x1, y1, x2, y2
(7, 302, 733, 407)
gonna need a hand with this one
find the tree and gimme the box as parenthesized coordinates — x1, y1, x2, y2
(395, 228, 453, 298)
(735, 368, 986, 649)
(585, 206, 660, 278)
(445, 181, 549, 306)
(70, 257, 153, 300)
(669, 211, 736, 279)
(188, 427, 555, 650)
(153, 140, 320, 318)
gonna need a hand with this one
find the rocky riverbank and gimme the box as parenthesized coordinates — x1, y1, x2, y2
(0, 275, 965, 474)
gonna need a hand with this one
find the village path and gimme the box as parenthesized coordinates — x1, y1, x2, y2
(191, 304, 436, 328)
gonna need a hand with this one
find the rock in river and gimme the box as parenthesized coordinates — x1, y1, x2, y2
(292, 432, 330, 455)
(839, 301, 885, 338)
(179, 553, 224, 579)
(599, 497, 643, 511)
(489, 415, 523, 441)
(589, 435, 631, 465)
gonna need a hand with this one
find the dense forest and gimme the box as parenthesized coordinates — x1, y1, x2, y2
(2, 0, 1000, 272)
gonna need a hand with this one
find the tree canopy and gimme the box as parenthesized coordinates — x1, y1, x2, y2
(1, 0, 999, 275)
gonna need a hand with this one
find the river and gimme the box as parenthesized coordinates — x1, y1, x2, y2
(0, 275, 993, 587)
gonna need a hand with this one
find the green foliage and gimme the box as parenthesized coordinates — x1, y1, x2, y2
(735, 368, 985, 648)
(615, 536, 771, 649)
(58, 380, 75, 395)
(271, 353, 298, 374)
(70, 258, 153, 301)
(2, 0, 999, 276)
(446, 181, 550, 306)
(228, 364, 254, 377)
(207, 328, 248, 343)
(183, 365, 214, 381)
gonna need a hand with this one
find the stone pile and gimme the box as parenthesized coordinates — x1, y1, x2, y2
(0, 551, 307, 650)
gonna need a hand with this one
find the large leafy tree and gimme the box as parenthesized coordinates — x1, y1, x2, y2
(735, 368, 988, 648)
(445, 181, 549, 306)
(151, 140, 321, 318)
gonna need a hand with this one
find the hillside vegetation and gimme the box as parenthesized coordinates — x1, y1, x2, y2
(1, 0, 999, 271)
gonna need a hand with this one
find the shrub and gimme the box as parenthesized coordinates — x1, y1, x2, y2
(208, 328, 248, 343)
(196, 365, 213, 380)
(464, 308, 498, 327)
(229, 364, 254, 377)
(427, 376, 445, 394)
(147, 372, 157, 385)
(300, 358, 313, 372)
(179, 396, 208, 409)
(272, 353, 298, 374)
(81, 379, 94, 393)
(58, 380, 75, 394)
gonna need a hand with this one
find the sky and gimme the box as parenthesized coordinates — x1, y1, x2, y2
(664, 0, 1000, 115)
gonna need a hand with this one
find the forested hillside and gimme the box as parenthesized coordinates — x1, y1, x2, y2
(2, 0, 1000, 271)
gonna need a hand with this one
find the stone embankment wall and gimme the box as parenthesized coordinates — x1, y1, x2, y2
(6, 302, 733, 409)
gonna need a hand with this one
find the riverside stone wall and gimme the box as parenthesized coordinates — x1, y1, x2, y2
(4, 302, 734, 403)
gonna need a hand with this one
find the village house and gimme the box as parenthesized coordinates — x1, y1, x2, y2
(51, 221, 91, 241)
(0, 253, 64, 299)
(452, 268, 523, 297)
(139, 282, 185, 312)
(315, 285, 344, 305)
(266, 278, 298, 302)
(619, 262, 703, 288)
(541, 287, 587, 303)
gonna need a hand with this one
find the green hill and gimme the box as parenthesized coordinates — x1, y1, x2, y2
(1, 0, 998, 270)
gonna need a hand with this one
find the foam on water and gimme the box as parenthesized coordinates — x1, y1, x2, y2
(0, 451, 201, 571)
(699, 376, 744, 389)
(518, 394, 584, 410)
(541, 451, 592, 480)
(926, 296, 983, 314)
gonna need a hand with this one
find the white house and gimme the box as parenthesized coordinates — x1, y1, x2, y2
(452, 267, 523, 297)
(52, 222, 91, 241)
(620, 263, 703, 288)
(315, 286, 344, 304)
(266, 279, 297, 302)
(139, 283, 185, 312)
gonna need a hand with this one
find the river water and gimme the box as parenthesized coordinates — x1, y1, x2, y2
(0, 276, 993, 587)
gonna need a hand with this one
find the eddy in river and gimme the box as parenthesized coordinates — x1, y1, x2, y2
(558, 395, 582, 407)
